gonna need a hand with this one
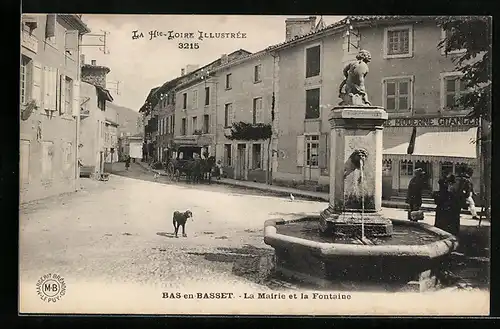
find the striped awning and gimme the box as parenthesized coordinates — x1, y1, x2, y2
(383, 127, 478, 163)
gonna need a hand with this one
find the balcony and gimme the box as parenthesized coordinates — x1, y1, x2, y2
(22, 30, 38, 53)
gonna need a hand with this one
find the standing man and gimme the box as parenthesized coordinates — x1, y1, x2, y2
(406, 168, 426, 221)
(457, 167, 478, 219)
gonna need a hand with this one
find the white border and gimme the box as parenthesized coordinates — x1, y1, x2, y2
(381, 75, 414, 114)
(383, 25, 414, 59)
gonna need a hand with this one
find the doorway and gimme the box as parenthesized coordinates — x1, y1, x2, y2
(236, 144, 247, 180)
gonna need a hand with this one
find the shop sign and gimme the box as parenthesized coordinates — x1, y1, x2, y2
(385, 116, 479, 127)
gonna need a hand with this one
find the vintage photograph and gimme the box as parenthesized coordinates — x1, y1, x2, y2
(19, 14, 491, 315)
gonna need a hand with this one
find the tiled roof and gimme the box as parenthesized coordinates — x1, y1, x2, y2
(266, 15, 436, 52)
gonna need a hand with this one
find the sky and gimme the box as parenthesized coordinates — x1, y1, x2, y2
(79, 15, 345, 111)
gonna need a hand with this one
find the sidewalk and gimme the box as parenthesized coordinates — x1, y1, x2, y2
(136, 161, 483, 216)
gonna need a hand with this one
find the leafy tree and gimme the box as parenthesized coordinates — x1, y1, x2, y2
(437, 16, 491, 218)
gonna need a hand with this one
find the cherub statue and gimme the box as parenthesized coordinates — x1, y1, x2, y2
(338, 50, 372, 106)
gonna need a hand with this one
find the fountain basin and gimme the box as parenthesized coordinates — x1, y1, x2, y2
(264, 215, 458, 292)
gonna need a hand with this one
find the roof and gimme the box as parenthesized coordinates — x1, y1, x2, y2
(383, 127, 478, 160)
(266, 15, 436, 52)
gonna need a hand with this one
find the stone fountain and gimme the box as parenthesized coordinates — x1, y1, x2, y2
(264, 50, 458, 292)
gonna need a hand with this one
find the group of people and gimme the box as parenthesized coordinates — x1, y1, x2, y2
(406, 167, 478, 236)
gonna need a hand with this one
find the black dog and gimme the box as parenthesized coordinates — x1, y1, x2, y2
(173, 210, 193, 238)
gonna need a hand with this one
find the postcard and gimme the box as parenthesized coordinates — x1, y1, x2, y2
(19, 14, 491, 315)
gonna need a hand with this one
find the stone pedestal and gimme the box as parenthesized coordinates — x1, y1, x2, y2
(319, 106, 393, 237)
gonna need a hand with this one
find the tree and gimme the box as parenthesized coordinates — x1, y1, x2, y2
(437, 16, 492, 218)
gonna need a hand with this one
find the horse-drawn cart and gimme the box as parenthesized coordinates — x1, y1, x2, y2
(166, 157, 216, 183)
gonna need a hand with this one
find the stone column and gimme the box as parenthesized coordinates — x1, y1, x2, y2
(319, 106, 393, 238)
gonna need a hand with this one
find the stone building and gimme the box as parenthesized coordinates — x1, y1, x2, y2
(267, 15, 481, 196)
(78, 59, 114, 177)
(20, 14, 90, 203)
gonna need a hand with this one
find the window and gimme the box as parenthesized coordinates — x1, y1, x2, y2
(192, 89, 198, 108)
(181, 118, 187, 135)
(225, 73, 232, 89)
(192, 116, 198, 134)
(305, 88, 320, 119)
(182, 93, 187, 109)
(254, 64, 262, 83)
(224, 103, 233, 127)
(384, 25, 413, 58)
(224, 144, 232, 166)
(443, 74, 466, 110)
(401, 160, 414, 176)
(441, 28, 466, 55)
(65, 77, 72, 114)
(167, 93, 171, 105)
(382, 160, 392, 174)
(252, 144, 262, 169)
(203, 114, 210, 134)
(20, 56, 32, 105)
(305, 45, 321, 78)
(440, 161, 454, 176)
(170, 115, 174, 134)
(252, 97, 263, 124)
(205, 86, 210, 106)
(383, 77, 412, 112)
(305, 135, 319, 167)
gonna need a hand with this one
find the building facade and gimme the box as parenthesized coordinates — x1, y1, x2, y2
(269, 16, 481, 196)
(173, 51, 251, 161)
(20, 14, 90, 203)
(78, 59, 114, 177)
(211, 51, 276, 182)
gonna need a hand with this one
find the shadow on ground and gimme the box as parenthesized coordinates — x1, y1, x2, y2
(156, 232, 177, 238)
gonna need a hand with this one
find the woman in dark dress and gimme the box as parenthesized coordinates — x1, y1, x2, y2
(447, 174, 463, 237)
(433, 174, 449, 231)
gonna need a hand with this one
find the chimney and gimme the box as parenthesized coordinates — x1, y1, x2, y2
(285, 16, 317, 41)
(181, 68, 185, 76)
(220, 54, 228, 65)
(81, 61, 111, 89)
(185, 64, 200, 74)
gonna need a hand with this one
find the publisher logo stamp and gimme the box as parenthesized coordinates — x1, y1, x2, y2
(36, 273, 66, 302)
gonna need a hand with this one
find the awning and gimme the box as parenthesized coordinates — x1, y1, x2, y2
(383, 127, 478, 163)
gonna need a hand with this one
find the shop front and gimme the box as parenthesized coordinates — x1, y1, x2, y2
(382, 116, 480, 199)
(173, 135, 214, 160)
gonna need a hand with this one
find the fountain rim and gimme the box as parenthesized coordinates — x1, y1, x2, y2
(264, 215, 458, 260)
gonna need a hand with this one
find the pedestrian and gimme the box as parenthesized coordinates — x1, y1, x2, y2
(406, 168, 426, 221)
(459, 167, 479, 219)
(125, 155, 131, 170)
(446, 173, 462, 237)
(433, 173, 452, 231)
(216, 160, 223, 180)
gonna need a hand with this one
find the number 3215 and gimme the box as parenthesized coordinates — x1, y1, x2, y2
(179, 43, 200, 50)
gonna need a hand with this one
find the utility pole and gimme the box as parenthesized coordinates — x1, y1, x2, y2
(80, 30, 111, 54)
(107, 80, 121, 95)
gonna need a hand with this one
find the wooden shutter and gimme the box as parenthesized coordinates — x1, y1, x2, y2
(53, 68, 59, 111)
(257, 98, 263, 123)
(42, 66, 49, 110)
(230, 104, 235, 124)
(318, 133, 328, 169)
(72, 80, 80, 117)
(296, 135, 305, 167)
(45, 14, 56, 38)
(59, 74, 66, 114)
(32, 61, 43, 106)
(65, 30, 79, 55)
